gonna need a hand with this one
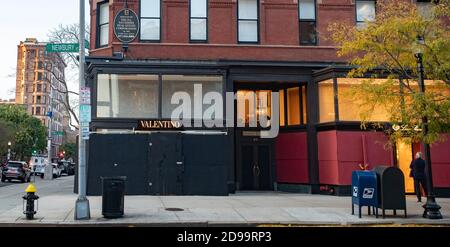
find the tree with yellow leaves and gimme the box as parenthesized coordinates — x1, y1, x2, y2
(328, 0, 450, 145)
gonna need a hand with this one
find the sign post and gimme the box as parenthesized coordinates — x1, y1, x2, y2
(75, 0, 91, 220)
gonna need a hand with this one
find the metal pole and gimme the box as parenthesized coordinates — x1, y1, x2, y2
(75, 0, 90, 220)
(415, 52, 442, 219)
(47, 81, 53, 169)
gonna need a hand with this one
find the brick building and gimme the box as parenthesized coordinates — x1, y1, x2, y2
(84, 0, 450, 196)
(15, 38, 69, 157)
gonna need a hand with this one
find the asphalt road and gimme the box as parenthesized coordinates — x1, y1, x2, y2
(0, 175, 74, 212)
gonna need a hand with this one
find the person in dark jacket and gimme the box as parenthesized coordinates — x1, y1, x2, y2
(410, 152, 428, 202)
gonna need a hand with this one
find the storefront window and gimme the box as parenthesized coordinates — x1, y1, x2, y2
(287, 87, 301, 125)
(237, 90, 271, 127)
(97, 74, 159, 118)
(337, 78, 390, 122)
(302, 86, 308, 123)
(279, 90, 285, 126)
(162, 75, 223, 119)
(318, 80, 335, 123)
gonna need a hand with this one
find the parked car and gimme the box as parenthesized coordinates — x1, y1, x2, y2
(58, 160, 75, 176)
(1, 161, 31, 183)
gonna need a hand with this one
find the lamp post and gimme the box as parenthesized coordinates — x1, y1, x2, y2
(7, 142, 11, 161)
(414, 36, 442, 219)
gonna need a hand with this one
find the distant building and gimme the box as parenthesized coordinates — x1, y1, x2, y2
(0, 98, 16, 105)
(15, 38, 70, 157)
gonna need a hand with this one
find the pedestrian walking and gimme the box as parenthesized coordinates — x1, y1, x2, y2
(410, 152, 427, 202)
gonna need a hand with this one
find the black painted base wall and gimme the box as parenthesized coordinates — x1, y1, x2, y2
(86, 133, 230, 196)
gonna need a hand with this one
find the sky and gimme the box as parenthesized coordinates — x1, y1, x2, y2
(0, 0, 89, 99)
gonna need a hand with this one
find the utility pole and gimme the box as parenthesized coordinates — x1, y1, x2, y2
(75, 0, 90, 220)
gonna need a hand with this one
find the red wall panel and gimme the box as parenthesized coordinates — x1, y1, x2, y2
(431, 134, 450, 187)
(318, 130, 393, 185)
(276, 132, 309, 184)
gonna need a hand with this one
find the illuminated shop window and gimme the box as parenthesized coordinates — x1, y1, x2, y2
(302, 86, 308, 123)
(287, 87, 301, 125)
(279, 90, 285, 127)
(318, 79, 335, 123)
(237, 90, 271, 127)
(337, 78, 390, 122)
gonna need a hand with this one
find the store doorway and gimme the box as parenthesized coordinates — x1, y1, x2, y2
(396, 139, 415, 193)
(235, 88, 276, 191)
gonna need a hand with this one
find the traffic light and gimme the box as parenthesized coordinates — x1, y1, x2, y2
(59, 151, 65, 159)
(32, 150, 38, 156)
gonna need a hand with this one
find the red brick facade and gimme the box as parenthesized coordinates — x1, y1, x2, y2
(89, 0, 362, 62)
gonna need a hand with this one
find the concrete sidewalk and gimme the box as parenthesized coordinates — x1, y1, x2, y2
(1, 191, 450, 226)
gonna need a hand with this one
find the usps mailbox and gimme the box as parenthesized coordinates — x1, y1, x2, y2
(351, 171, 378, 218)
(373, 166, 407, 218)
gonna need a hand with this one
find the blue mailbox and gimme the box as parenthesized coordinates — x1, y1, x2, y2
(351, 171, 378, 218)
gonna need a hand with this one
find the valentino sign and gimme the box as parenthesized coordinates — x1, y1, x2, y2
(114, 8, 139, 43)
(138, 120, 184, 130)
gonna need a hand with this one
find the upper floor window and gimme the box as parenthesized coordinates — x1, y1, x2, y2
(140, 0, 161, 41)
(238, 0, 259, 43)
(299, 0, 317, 45)
(97, 2, 110, 47)
(356, 0, 376, 27)
(190, 0, 208, 42)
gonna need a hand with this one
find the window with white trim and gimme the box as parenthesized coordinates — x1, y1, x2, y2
(356, 0, 376, 27)
(97, 2, 109, 47)
(190, 0, 208, 42)
(238, 0, 259, 43)
(299, 0, 317, 45)
(140, 0, 161, 41)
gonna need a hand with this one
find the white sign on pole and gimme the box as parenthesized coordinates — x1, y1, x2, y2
(81, 127, 90, 140)
(80, 87, 91, 105)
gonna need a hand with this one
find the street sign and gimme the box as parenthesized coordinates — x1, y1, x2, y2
(46, 43, 79, 53)
(53, 131, 64, 136)
(81, 127, 90, 140)
(80, 87, 91, 105)
(46, 111, 53, 118)
(80, 105, 92, 123)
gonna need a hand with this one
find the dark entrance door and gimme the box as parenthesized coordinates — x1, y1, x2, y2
(238, 136, 274, 191)
(148, 133, 184, 195)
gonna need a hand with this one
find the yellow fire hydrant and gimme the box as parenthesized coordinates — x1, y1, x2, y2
(23, 184, 39, 220)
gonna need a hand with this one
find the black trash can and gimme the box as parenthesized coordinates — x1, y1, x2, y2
(101, 177, 126, 219)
